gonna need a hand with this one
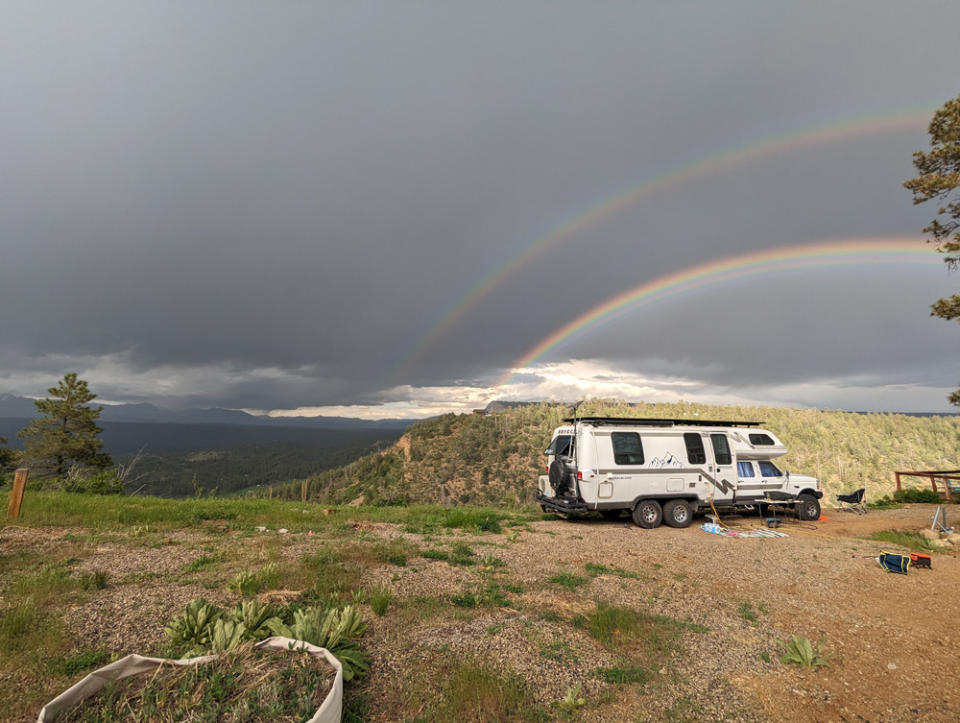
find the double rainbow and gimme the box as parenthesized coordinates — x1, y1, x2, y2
(397, 106, 933, 379)
(496, 237, 938, 387)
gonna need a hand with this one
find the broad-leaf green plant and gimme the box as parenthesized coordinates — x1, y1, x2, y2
(779, 635, 831, 668)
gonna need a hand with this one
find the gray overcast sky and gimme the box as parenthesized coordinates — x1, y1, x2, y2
(2, 1, 959, 416)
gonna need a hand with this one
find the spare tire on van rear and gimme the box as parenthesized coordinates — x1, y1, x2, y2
(549, 459, 574, 497)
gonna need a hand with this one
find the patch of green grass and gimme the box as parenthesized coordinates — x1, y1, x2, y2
(450, 583, 511, 609)
(0, 601, 39, 653)
(427, 659, 543, 722)
(396, 595, 448, 624)
(47, 649, 112, 677)
(549, 571, 588, 591)
(369, 585, 391, 617)
(866, 530, 937, 552)
(79, 570, 108, 590)
(12, 493, 536, 535)
(374, 538, 418, 567)
(539, 609, 562, 623)
(737, 601, 759, 626)
(397, 506, 530, 535)
(12, 562, 76, 599)
(297, 546, 365, 599)
(0, 599, 71, 673)
(421, 547, 449, 561)
(585, 562, 640, 580)
(448, 542, 476, 566)
(596, 663, 649, 684)
(759, 651, 771, 664)
(539, 639, 577, 664)
(573, 600, 702, 671)
(182, 552, 225, 574)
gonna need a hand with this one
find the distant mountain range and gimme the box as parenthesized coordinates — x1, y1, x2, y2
(0, 394, 415, 430)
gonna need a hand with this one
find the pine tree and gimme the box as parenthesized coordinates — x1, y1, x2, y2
(18, 373, 113, 478)
(0, 435, 16, 472)
(904, 94, 960, 405)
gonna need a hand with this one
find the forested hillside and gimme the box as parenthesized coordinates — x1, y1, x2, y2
(274, 400, 960, 506)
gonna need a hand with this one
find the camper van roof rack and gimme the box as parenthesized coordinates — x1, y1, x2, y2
(563, 417, 763, 428)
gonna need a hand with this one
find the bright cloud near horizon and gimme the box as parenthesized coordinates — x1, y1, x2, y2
(1, 1, 959, 418)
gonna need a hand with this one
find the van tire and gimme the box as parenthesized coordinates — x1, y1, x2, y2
(632, 500, 662, 529)
(797, 494, 821, 521)
(663, 499, 692, 528)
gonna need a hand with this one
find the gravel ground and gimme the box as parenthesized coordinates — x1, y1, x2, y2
(3, 505, 959, 721)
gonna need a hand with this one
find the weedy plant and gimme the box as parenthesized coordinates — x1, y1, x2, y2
(557, 685, 586, 714)
(779, 635, 831, 668)
(369, 585, 391, 617)
(228, 563, 280, 597)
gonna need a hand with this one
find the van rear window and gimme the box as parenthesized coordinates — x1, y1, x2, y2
(611, 432, 644, 465)
(546, 435, 573, 457)
(749, 433, 775, 445)
(683, 433, 706, 464)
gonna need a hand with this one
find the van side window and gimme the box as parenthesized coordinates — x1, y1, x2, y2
(759, 461, 783, 477)
(749, 433, 775, 445)
(611, 432, 644, 465)
(710, 434, 732, 465)
(737, 461, 755, 477)
(683, 433, 706, 464)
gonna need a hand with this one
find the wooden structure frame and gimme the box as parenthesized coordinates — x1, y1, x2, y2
(894, 470, 960, 501)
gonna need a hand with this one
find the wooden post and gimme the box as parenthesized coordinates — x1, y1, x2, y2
(301, 479, 308, 503)
(268, 485, 273, 499)
(894, 472, 901, 492)
(7, 468, 28, 520)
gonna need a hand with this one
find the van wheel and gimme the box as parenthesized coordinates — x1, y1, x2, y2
(797, 494, 821, 521)
(632, 500, 662, 529)
(663, 499, 692, 528)
(600, 510, 622, 520)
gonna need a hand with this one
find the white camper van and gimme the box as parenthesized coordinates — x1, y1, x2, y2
(537, 417, 822, 528)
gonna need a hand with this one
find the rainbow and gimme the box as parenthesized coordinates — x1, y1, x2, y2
(496, 237, 937, 386)
(397, 106, 933, 378)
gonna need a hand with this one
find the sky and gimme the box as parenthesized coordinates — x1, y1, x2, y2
(2, 1, 959, 418)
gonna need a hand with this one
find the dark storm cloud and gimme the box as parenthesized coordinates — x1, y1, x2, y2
(1, 1, 959, 411)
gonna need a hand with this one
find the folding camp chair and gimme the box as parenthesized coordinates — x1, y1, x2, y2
(835, 487, 867, 514)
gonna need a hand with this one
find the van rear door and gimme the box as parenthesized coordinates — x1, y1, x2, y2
(709, 433, 737, 498)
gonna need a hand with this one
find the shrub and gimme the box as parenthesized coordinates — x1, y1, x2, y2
(893, 488, 943, 504)
(867, 529, 936, 552)
(430, 660, 531, 721)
